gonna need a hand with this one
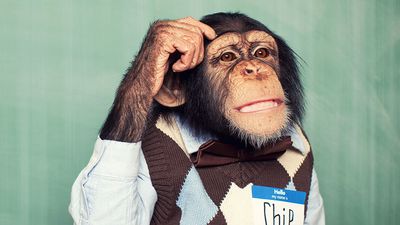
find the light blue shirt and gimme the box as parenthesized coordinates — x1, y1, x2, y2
(69, 120, 325, 225)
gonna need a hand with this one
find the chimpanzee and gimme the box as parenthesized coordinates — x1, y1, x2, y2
(69, 12, 325, 225)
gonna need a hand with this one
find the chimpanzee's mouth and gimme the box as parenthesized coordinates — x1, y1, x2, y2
(235, 99, 283, 113)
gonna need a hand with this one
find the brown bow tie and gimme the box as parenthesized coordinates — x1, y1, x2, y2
(190, 136, 293, 168)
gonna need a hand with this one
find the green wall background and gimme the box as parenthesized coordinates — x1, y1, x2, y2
(1, 0, 399, 224)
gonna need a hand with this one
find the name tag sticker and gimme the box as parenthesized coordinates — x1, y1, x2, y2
(251, 185, 306, 225)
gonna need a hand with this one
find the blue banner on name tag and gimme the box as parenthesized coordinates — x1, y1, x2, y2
(252, 185, 306, 205)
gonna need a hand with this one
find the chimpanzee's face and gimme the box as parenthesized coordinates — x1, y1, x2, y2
(205, 30, 290, 141)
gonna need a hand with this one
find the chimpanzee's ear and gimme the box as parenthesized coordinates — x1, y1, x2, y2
(154, 71, 186, 107)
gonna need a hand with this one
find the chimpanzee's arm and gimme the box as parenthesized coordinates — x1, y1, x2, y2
(99, 31, 157, 142)
(99, 17, 216, 143)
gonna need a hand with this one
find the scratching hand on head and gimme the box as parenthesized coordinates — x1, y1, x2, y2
(148, 16, 216, 96)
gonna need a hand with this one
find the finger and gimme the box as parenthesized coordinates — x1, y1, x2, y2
(179, 32, 200, 68)
(171, 37, 196, 72)
(162, 23, 203, 67)
(166, 20, 203, 37)
(198, 37, 205, 63)
(177, 17, 217, 40)
(156, 23, 204, 69)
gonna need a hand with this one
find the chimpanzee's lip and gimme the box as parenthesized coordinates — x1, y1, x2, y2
(235, 98, 284, 113)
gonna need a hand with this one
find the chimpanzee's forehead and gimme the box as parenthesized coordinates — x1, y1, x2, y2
(206, 30, 276, 56)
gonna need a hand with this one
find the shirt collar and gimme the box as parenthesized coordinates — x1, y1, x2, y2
(175, 116, 215, 154)
(175, 116, 306, 155)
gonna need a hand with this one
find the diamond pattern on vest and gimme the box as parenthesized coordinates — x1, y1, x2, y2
(177, 166, 218, 225)
(208, 211, 227, 225)
(196, 167, 233, 205)
(220, 183, 253, 225)
(278, 149, 307, 178)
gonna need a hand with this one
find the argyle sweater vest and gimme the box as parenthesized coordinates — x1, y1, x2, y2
(141, 116, 314, 225)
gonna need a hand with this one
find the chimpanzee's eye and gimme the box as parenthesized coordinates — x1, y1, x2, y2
(254, 48, 270, 58)
(220, 52, 237, 62)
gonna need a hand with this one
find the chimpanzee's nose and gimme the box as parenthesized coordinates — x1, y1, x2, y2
(244, 63, 260, 75)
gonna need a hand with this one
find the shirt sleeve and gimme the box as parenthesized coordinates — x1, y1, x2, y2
(304, 169, 325, 225)
(68, 136, 157, 225)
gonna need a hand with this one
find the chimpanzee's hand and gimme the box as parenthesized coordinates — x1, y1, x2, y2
(99, 17, 215, 142)
(147, 17, 216, 96)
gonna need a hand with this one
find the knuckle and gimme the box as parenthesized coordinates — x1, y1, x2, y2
(185, 36, 196, 45)
(185, 62, 192, 69)
(184, 39, 193, 48)
(193, 26, 202, 35)
(178, 16, 197, 25)
(157, 30, 169, 38)
(185, 31, 201, 44)
(195, 33, 202, 43)
(152, 20, 173, 32)
(151, 20, 166, 30)
(154, 30, 171, 42)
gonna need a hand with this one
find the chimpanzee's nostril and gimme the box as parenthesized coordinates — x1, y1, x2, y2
(245, 68, 253, 75)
